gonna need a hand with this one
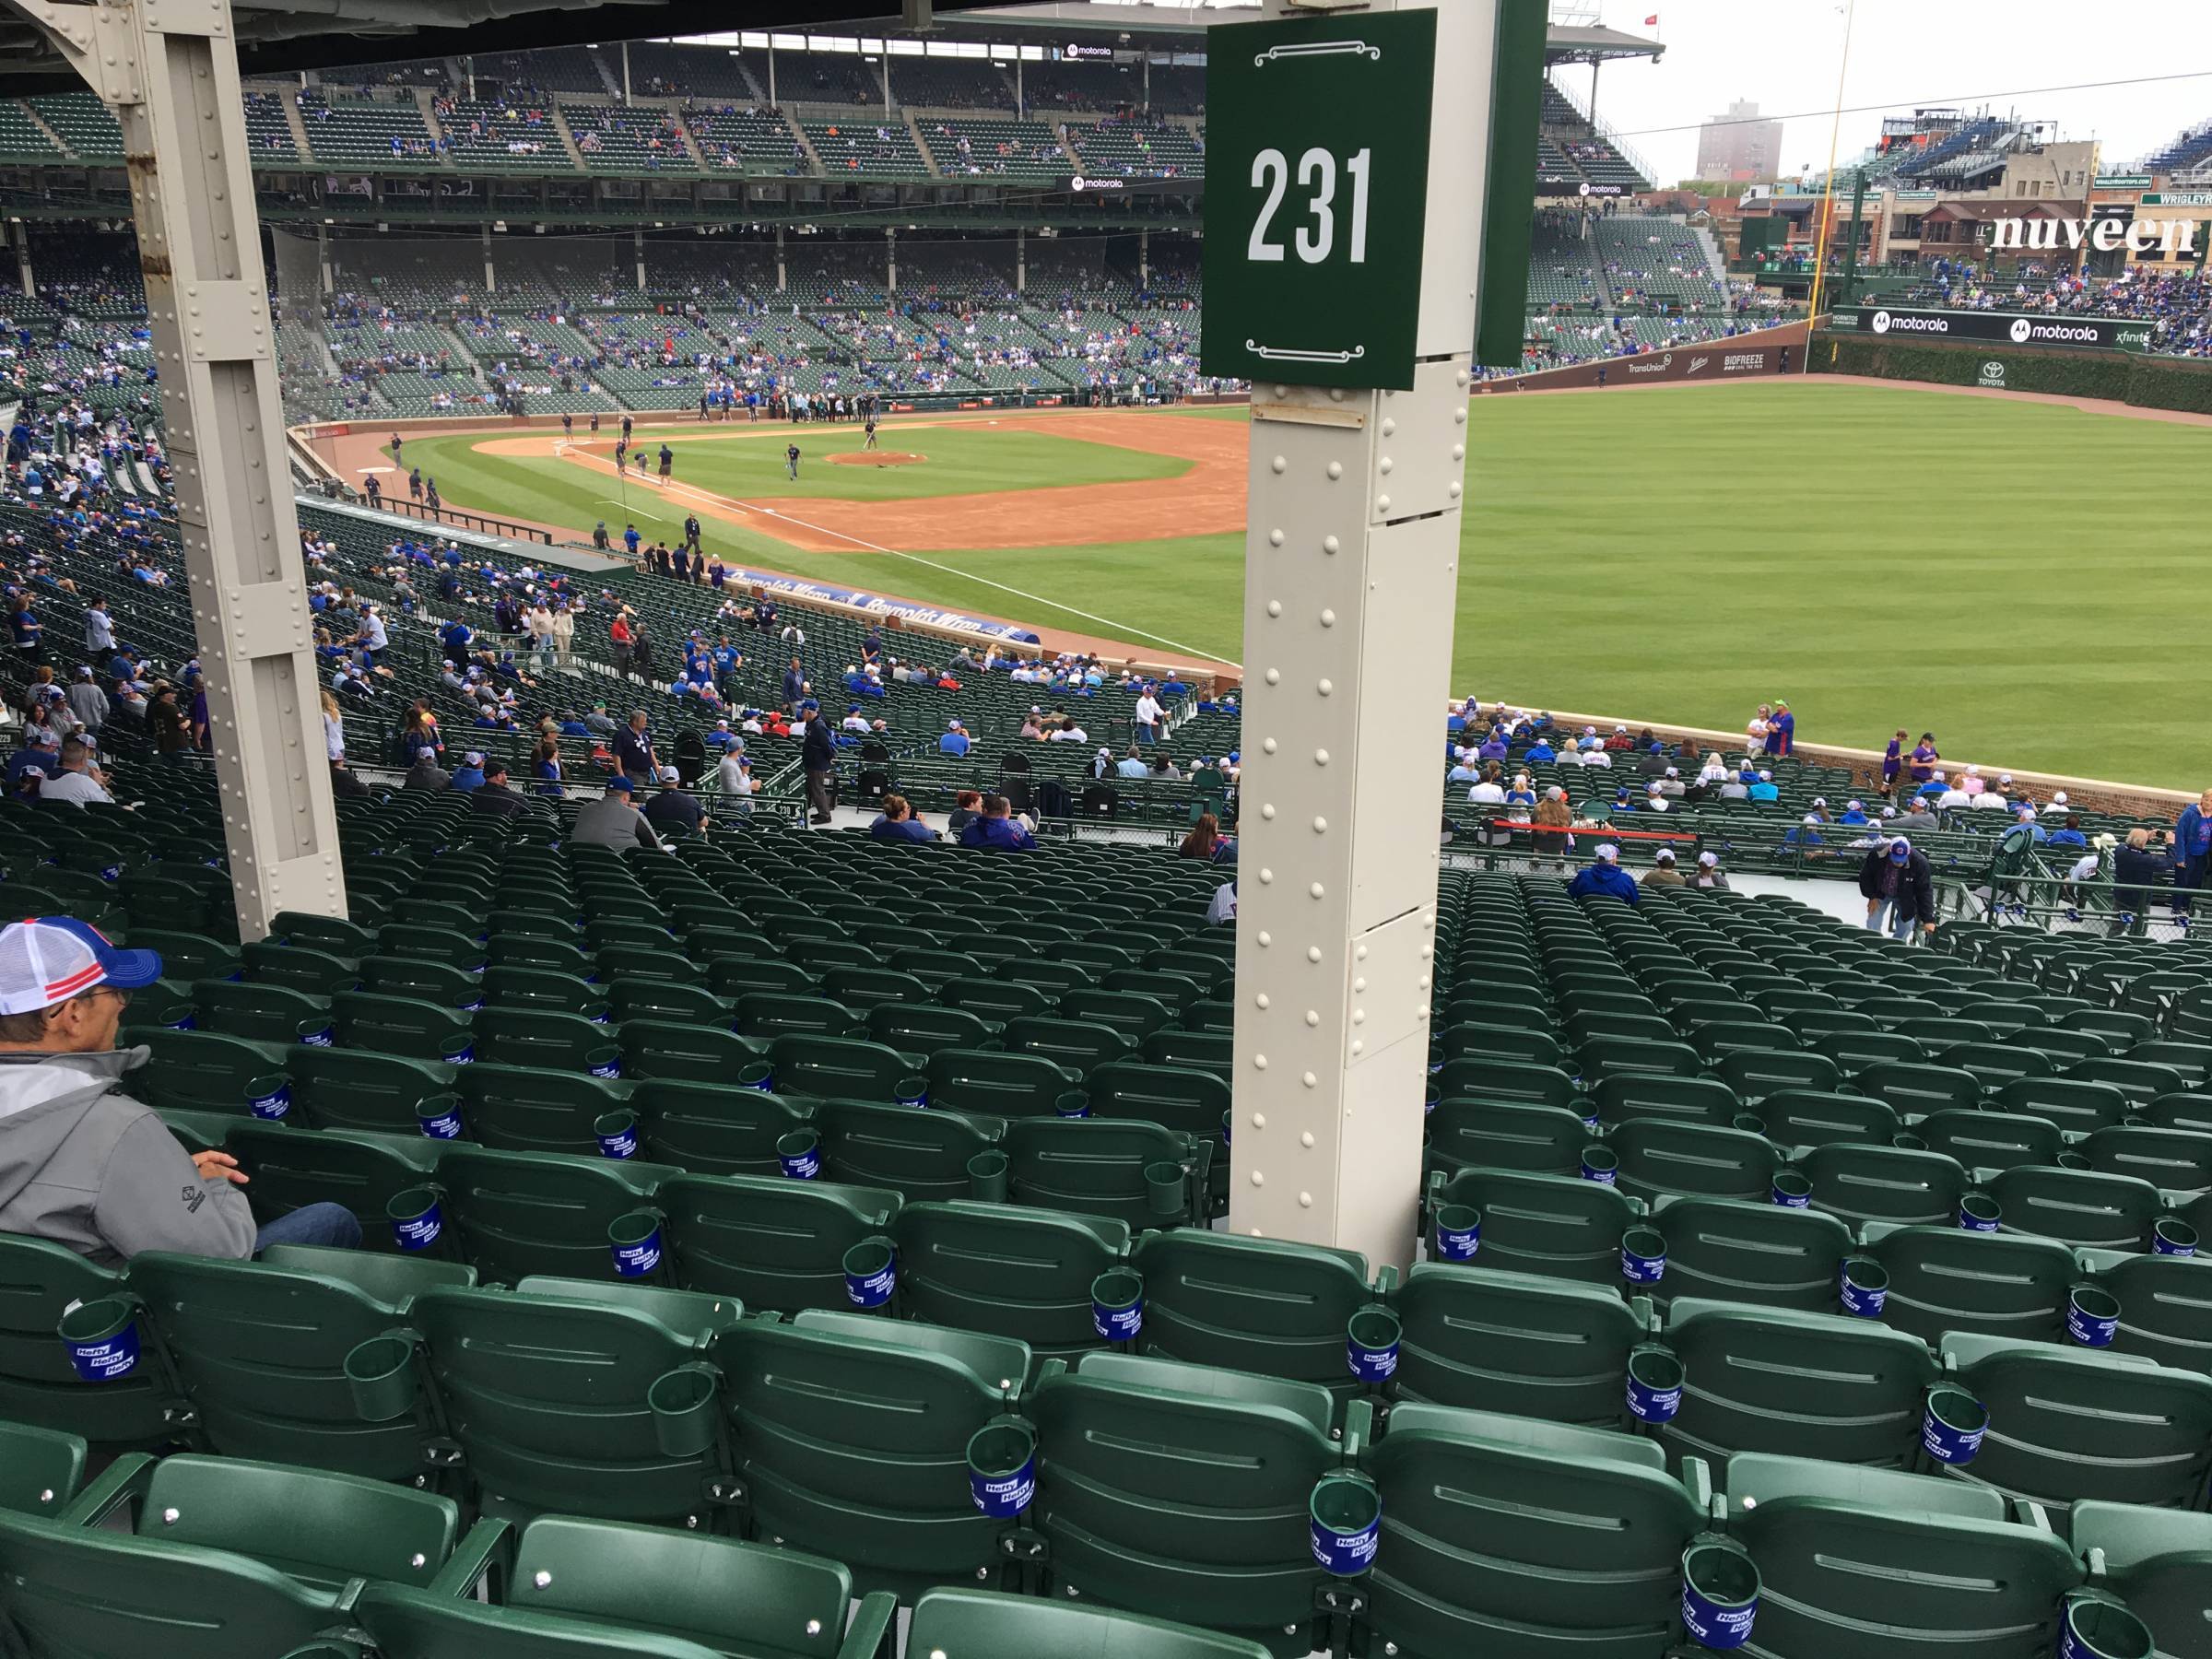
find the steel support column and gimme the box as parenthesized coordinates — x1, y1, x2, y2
(481, 222, 495, 294)
(10, 220, 29, 298)
(1226, 0, 1494, 1274)
(6, 0, 344, 938)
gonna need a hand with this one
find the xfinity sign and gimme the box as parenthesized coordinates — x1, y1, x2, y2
(1991, 216, 2199, 255)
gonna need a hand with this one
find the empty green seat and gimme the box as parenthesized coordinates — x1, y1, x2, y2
(865, 1002, 1002, 1058)
(385, 1279, 744, 1526)
(130, 1247, 473, 1482)
(1918, 1108, 2064, 1173)
(1858, 1060, 1983, 1117)
(1715, 1047, 1842, 1104)
(1431, 1056, 1579, 1112)
(2085, 1249, 2212, 1374)
(0, 1453, 465, 1659)
(473, 1006, 624, 1076)
(241, 939, 361, 995)
(453, 1062, 622, 1156)
(1988, 1164, 2163, 1251)
(632, 1079, 810, 1177)
(1610, 1118, 1780, 1206)
(1128, 1229, 1376, 1399)
(1946, 1334, 2212, 1523)
(0, 1234, 172, 1447)
(1364, 1402, 1708, 1659)
(0, 1419, 83, 1516)
(1004, 1115, 1206, 1228)
(817, 1100, 1005, 1203)
(1862, 1223, 2073, 1347)
(1426, 1099, 1587, 1176)
(1801, 1142, 1970, 1228)
(2072, 1501, 2212, 1659)
(660, 1171, 897, 1312)
(894, 1200, 1130, 1364)
(128, 1027, 288, 1115)
(2083, 1124, 2212, 1191)
(1724, 1470, 2082, 1659)
(734, 993, 858, 1043)
(616, 1017, 761, 1081)
(1428, 1167, 1641, 1286)
(288, 1044, 458, 1135)
(929, 1048, 1077, 1118)
(1756, 1088, 1898, 1149)
(1028, 1352, 1345, 1650)
(1662, 1299, 1938, 1469)
(771, 1034, 913, 1102)
(333, 989, 475, 1064)
(1997, 1076, 2132, 1136)
(1590, 1072, 1737, 1130)
(713, 1311, 1030, 1601)
(904, 1587, 1273, 1659)
(1392, 1263, 1648, 1426)
(437, 1146, 668, 1286)
(1651, 1195, 1855, 1313)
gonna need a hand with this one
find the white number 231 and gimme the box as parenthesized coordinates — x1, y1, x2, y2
(1248, 147, 1371, 265)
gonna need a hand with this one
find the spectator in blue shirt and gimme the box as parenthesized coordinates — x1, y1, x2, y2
(623, 524, 641, 558)
(870, 794, 938, 843)
(449, 750, 487, 792)
(1747, 771, 1780, 804)
(1567, 844, 1641, 905)
(1524, 735, 1557, 764)
(1769, 700, 1795, 756)
(959, 794, 1036, 851)
(1115, 747, 1151, 780)
(1837, 799, 1870, 827)
(938, 718, 971, 758)
(2044, 815, 2088, 851)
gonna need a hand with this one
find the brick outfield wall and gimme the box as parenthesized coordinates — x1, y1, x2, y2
(1467, 705, 2197, 821)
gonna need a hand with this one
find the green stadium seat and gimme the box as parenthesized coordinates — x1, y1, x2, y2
(1426, 1099, 1588, 1176)
(631, 1079, 810, 1177)
(904, 1587, 1275, 1659)
(227, 1123, 442, 1253)
(893, 1200, 1129, 1363)
(1917, 1107, 2065, 1173)
(1363, 1401, 1709, 1659)
(452, 1062, 622, 1156)
(2082, 1249, 2212, 1373)
(1610, 1118, 1781, 1206)
(1589, 1073, 1738, 1130)
(0, 1418, 84, 1516)
(0, 1234, 173, 1447)
(1756, 1088, 1899, 1149)
(1801, 1142, 1971, 1228)
(1987, 1164, 2164, 1251)
(436, 1145, 670, 1286)
(1861, 1222, 2074, 1347)
(659, 1171, 898, 1312)
(2071, 1502, 2212, 1659)
(1004, 1115, 1207, 1228)
(1128, 1229, 1378, 1399)
(1391, 1262, 1650, 1425)
(1028, 1351, 1345, 1651)
(1649, 1195, 1856, 1312)
(1428, 1167, 1641, 1285)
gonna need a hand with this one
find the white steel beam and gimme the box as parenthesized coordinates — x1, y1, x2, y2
(1227, 0, 1495, 1274)
(7, 0, 345, 938)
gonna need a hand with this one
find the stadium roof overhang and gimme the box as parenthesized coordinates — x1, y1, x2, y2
(0, 0, 1048, 87)
(1542, 24, 1662, 65)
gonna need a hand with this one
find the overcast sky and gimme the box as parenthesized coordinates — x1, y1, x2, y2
(1573, 0, 2212, 185)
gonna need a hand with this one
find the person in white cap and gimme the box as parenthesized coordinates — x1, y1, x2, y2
(1656, 766, 1686, 799)
(1582, 739, 1613, 771)
(0, 919, 359, 1264)
(1689, 850, 1729, 889)
(1642, 847, 1686, 889)
(1643, 781, 1672, 815)
(1568, 843, 1641, 905)
(938, 718, 971, 759)
(1860, 835, 1937, 941)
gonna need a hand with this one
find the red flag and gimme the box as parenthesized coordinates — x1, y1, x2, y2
(1644, 12, 1658, 23)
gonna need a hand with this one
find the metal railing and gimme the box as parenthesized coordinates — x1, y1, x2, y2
(360, 494, 554, 546)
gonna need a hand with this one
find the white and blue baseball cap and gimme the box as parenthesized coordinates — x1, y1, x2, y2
(0, 917, 163, 1014)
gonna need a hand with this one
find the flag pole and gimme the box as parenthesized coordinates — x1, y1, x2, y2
(1804, 0, 1859, 362)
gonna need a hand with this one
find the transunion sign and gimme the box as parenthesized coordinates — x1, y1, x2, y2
(1990, 216, 2200, 255)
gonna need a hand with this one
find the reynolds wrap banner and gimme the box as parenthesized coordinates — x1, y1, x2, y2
(724, 568, 1041, 645)
(1828, 307, 2156, 352)
(1476, 322, 1810, 394)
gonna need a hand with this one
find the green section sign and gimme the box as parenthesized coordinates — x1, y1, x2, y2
(1200, 9, 1437, 390)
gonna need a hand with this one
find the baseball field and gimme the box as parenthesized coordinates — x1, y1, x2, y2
(343, 379, 2212, 790)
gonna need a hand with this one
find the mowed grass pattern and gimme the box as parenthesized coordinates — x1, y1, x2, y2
(403, 382, 2212, 789)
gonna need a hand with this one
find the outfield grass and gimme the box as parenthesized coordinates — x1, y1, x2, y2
(404, 382, 2212, 790)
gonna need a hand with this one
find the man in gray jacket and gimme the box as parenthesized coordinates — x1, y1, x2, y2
(65, 665, 107, 735)
(0, 918, 360, 1265)
(402, 746, 452, 792)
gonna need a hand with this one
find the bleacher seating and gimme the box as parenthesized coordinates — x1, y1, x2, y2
(685, 105, 808, 174)
(474, 46, 611, 99)
(624, 41, 757, 102)
(1065, 118, 1203, 180)
(438, 100, 567, 171)
(918, 116, 1068, 181)
(0, 100, 61, 159)
(802, 118, 931, 178)
(241, 89, 300, 160)
(888, 53, 1014, 112)
(774, 50, 882, 108)
(29, 93, 123, 164)
(562, 102, 698, 173)
(299, 92, 440, 168)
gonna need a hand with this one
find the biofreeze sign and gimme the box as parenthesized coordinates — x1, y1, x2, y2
(1991, 216, 2199, 254)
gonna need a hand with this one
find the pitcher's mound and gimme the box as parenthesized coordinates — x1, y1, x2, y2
(829, 451, 924, 467)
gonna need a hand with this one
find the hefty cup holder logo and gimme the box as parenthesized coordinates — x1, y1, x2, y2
(1771, 1172, 1812, 1209)
(777, 1130, 821, 1181)
(594, 1110, 639, 1160)
(1433, 1204, 1481, 1263)
(966, 1421, 1037, 1520)
(1838, 1257, 1889, 1320)
(1959, 1194, 2002, 1233)
(1621, 1227, 1667, 1287)
(1581, 1145, 1618, 1185)
(1309, 1476, 1382, 1578)
(587, 1051, 624, 1080)
(389, 1187, 444, 1253)
(1091, 1268, 1144, 1343)
(2066, 1286, 2121, 1348)
(299, 1024, 335, 1048)
(1625, 1347, 1683, 1425)
(247, 1077, 292, 1121)
(2057, 1594, 2156, 1659)
(1346, 1307, 1401, 1385)
(844, 1240, 898, 1309)
(59, 1297, 141, 1383)
(417, 1100, 465, 1140)
(737, 1063, 776, 1093)
(609, 1211, 663, 1279)
(1680, 1543, 1759, 1651)
(1921, 1385, 1988, 1466)
(2155, 1218, 2197, 1257)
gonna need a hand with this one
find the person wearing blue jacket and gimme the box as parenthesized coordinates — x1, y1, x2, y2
(869, 794, 938, 843)
(2177, 790, 2212, 919)
(1567, 844, 1640, 905)
(959, 794, 1035, 851)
